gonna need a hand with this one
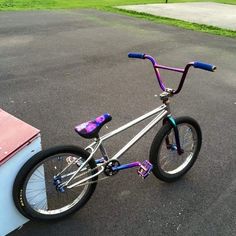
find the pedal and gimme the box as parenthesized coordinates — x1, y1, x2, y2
(137, 160, 153, 179)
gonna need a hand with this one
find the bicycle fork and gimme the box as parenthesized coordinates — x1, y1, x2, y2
(163, 115, 184, 155)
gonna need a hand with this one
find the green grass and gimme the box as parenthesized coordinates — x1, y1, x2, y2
(0, 0, 236, 38)
(0, 0, 236, 10)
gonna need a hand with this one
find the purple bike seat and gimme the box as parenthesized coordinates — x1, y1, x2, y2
(75, 113, 112, 139)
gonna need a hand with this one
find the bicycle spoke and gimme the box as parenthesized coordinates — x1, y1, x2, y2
(23, 152, 94, 216)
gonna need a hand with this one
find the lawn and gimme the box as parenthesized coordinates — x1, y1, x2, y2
(0, 0, 235, 37)
(0, 0, 235, 10)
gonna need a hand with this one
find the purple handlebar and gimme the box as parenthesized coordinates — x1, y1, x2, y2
(128, 52, 216, 94)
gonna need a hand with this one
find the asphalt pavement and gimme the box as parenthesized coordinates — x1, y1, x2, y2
(0, 9, 235, 236)
(118, 2, 236, 30)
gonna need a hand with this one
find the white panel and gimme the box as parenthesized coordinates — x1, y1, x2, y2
(0, 136, 41, 236)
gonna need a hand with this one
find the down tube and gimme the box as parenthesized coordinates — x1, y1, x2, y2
(111, 110, 168, 160)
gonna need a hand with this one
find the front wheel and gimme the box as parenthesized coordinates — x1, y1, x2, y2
(149, 116, 202, 182)
(13, 145, 98, 221)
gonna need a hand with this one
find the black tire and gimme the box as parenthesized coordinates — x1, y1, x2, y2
(13, 145, 98, 221)
(149, 116, 202, 182)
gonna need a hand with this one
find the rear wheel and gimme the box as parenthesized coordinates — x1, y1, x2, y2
(13, 145, 98, 221)
(149, 117, 202, 182)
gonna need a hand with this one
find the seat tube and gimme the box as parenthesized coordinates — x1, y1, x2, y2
(99, 143, 109, 161)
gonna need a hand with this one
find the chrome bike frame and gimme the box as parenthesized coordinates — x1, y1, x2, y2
(91, 104, 168, 160)
(65, 103, 169, 188)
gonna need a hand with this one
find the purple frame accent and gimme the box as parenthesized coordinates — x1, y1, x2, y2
(156, 64, 185, 73)
(94, 157, 154, 179)
(94, 158, 141, 171)
(110, 160, 153, 178)
(145, 55, 166, 91)
(143, 54, 194, 94)
(94, 158, 150, 172)
(95, 157, 105, 164)
(112, 162, 141, 171)
(173, 63, 193, 94)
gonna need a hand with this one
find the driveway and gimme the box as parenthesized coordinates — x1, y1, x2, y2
(0, 9, 235, 236)
(118, 2, 236, 30)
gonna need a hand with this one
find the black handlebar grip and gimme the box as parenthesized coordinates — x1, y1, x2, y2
(128, 52, 145, 59)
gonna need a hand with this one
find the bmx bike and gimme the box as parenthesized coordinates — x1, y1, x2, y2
(13, 53, 216, 221)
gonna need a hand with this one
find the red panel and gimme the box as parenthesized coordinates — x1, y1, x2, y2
(0, 109, 40, 165)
